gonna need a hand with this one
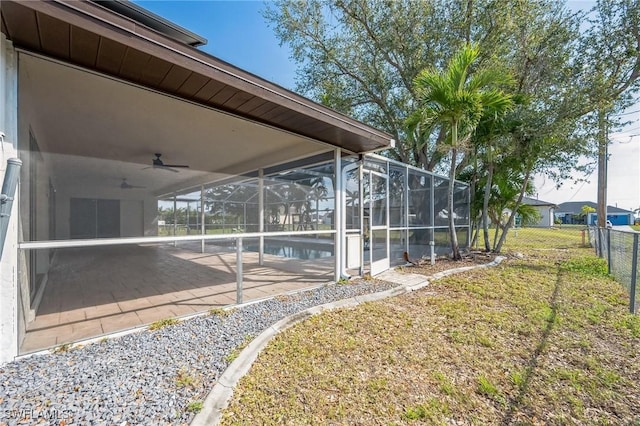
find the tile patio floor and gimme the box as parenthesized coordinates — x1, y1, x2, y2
(21, 243, 333, 353)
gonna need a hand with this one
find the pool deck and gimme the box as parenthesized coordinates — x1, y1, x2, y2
(21, 244, 333, 353)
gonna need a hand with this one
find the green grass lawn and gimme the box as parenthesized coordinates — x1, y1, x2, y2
(220, 228, 640, 425)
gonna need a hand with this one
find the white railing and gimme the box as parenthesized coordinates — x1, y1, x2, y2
(19, 229, 338, 305)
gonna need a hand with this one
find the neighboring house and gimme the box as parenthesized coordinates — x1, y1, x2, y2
(0, 1, 470, 362)
(519, 196, 556, 227)
(555, 201, 634, 226)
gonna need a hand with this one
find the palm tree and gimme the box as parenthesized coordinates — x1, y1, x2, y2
(407, 44, 513, 260)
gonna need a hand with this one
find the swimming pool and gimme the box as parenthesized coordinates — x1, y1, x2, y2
(244, 242, 334, 260)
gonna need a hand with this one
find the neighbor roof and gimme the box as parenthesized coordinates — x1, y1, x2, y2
(521, 196, 556, 207)
(556, 201, 633, 214)
(1, 0, 393, 154)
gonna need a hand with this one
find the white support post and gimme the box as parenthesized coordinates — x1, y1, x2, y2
(334, 149, 342, 282)
(0, 33, 19, 363)
(258, 169, 264, 266)
(405, 165, 409, 255)
(201, 185, 205, 253)
(359, 164, 365, 277)
(236, 237, 243, 304)
(173, 194, 177, 247)
(430, 176, 435, 265)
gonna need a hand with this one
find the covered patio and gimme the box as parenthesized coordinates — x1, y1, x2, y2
(1, 0, 392, 357)
(22, 242, 333, 352)
(15, 51, 349, 353)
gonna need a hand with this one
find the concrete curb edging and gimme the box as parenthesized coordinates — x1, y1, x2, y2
(190, 256, 505, 426)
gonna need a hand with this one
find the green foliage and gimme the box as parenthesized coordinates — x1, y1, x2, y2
(53, 343, 72, 353)
(186, 401, 203, 413)
(265, 0, 640, 255)
(476, 375, 501, 400)
(580, 205, 596, 217)
(407, 43, 513, 260)
(209, 307, 235, 317)
(175, 367, 198, 388)
(148, 318, 179, 331)
(403, 404, 427, 420)
(615, 315, 640, 338)
(562, 256, 608, 277)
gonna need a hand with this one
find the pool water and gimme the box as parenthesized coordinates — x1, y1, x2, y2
(245, 244, 333, 260)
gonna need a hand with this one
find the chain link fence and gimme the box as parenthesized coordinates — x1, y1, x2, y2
(589, 227, 640, 314)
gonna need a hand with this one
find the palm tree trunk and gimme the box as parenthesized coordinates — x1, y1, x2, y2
(482, 159, 494, 251)
(448, 123, 461, 260)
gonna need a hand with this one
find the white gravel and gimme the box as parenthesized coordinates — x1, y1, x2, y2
(0, 279, 398, 425)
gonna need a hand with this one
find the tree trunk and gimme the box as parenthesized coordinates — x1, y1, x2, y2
(482, 158, 494, 251)
(448, 123, 461, 260)
(470, 218, 480, 248)
(495, 168, 531, 253)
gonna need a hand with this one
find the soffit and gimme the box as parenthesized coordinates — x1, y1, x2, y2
(1, 0, 393, 154)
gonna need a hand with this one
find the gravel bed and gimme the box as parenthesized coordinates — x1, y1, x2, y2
(0, 279, 399, 426)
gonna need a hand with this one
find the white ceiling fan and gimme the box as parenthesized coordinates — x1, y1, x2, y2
(148, 153, 190, 173)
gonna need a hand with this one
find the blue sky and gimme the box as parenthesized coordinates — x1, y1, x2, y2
(134, 1, 296, 88)
(134, 1, 639, 212)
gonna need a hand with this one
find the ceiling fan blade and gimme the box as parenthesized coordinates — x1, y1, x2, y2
(151, 153, 189, 171)
(120, 178, 147, 189)
(153, 165, 180, 173)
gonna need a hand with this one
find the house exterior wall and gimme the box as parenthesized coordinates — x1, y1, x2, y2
(587, 212, 632, 226)
(0, 32, 20, 364)
(532, 206, 554, 227)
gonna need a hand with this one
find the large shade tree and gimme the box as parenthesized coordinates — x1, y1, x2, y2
(406, 44, 513, 260)
(265, 0, 640, 252)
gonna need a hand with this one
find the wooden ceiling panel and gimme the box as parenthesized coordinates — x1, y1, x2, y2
(276, 114, 318, 132)
(222, 91, 254, 110)
(176, 73, 209, 97)
(259, 106, 289, 122)
(159, 65, 191, 92)
(138, 56, 173, 86)
(2, 2, 41, 50)
(247, 101, 279, 118)
(36, 12, 70, 59)
(208, 85, 237, 105)
(70, 26, 100, 68)
(192, 79, 225, 102)
(119, 47, 151, 82)
(234, 97, 268, 114)
(95, 37, 127, 75)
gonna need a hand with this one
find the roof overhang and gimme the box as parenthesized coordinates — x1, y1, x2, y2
(1, 0, 393, 154)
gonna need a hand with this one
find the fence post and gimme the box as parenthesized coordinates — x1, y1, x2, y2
(630, 233, 639, 314)
(607, 228, 612, 275)
(598, 227, 603, 257)
(236, 237, 243, 304)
